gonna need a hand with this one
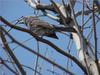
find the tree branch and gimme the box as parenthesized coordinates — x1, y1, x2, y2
(0, 28, 26, 75)
(1, 59, 42, 75)
(1, 27, 74, 75)
(75, 10, 92, 17)
(92, 2, 100, 74)
(0, 16, 87, 74)
(0, 57, 17, 74)
(50, 0, 67, 26)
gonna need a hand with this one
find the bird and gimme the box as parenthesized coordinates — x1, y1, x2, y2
(18, 16, 58, 39)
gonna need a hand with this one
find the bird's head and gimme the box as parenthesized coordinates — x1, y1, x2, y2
(16, 16, 28, 25)
(17, 16, 38, 26)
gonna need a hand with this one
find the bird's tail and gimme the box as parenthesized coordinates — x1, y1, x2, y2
(46, 33, 58, 39)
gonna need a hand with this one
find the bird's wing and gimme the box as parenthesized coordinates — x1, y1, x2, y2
(32, 20, 53, 29)
(37, 24, 53, 29)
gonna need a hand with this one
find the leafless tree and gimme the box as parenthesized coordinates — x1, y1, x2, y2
(0, 0, 100, 75)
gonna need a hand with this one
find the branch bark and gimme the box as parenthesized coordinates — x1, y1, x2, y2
(0, 57, 17, 74)
(0, 16, 87, 74)
(69, 0, 100, 75)
(1, 27, 74, 75)
(92, 1, 100, 74)
(0, 28, 26, 75)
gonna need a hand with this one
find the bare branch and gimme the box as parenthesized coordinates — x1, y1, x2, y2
(24, 0, 37, 9)
(0, 28, 26, 75)
(22, 65, 41, 75)
(69, 0, 76, 8)
(0, 16, 76, 33)
(0, 37, 4, 48)
(50, 0, 67, 26)
(0, 57, 17, 74)
(75, 10, 92, 17)
(24, 0, 56, 12)
(1, 27, 74, 75)
(42, 10, 60, 20)
(81, 0, 85, 33)
(24, 0, 71, 21)
(34, 41, 39, 75)
(0, 17, 87, 74)
(2, 59, 42, 75)
(92, 2, 100, 74)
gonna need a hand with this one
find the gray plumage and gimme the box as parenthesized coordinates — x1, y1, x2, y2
(20, 16, 58, 39)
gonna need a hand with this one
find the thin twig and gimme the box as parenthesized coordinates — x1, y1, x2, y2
(0, 16, 87, 73)
(0, 27, 26, 75)
(92, 1, 100, 74)
(68, 0, 90, 74)
(0, 57, 17, 74)
(34, 41, 39, 75)
(81, 0, 85, 33)
(2, 59, 42, 75)
(12, 37, 33, 51)
(3, 48, 19, 74)
(1, 27, 74, 75)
